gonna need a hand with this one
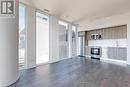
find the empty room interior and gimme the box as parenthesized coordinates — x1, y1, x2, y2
(1, 0, 130, 87)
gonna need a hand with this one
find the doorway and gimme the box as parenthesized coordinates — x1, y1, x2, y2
(36, 11, 50, 65)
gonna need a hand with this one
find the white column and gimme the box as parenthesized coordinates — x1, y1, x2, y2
(75, 27, 78, 56)
(49, 16, 59, 63)
(127, 24, 130, 65)
(0, 0, 19, 87)
(26, 6, 36, 69)
(68, 24, 72, 58)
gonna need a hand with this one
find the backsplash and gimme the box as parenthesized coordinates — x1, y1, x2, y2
(88, 39, 127, 47)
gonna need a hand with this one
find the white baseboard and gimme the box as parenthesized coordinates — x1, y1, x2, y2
(100, 58, 127, 66)
(49, 59, 60, 63)
(50, 57, 72, 64)
(59, 57, 72, 61)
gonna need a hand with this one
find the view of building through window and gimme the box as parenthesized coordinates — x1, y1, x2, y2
(19, 4, 26, 69)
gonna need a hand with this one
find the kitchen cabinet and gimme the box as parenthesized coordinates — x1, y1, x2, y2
(107, 47, 127, 61)
(118, 48, 127, 61)
(103, 27, 118, 39)
(117, 25, 127, 39)
(108, 47, 117, 60)
(101, 47, 108, 58)
(86, 25, 127, 40)
(103, 25, 127, 39)
(103, 28, 111, 39)
(87, 31, 92, 40)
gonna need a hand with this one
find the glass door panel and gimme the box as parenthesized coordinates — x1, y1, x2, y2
(36, 12, 50, 65)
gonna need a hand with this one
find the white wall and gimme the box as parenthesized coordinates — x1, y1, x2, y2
(127, 24, 130, 65)
(78, 12, 130, 65)
(0, 0, 19, 87)
(49, 16, 60, 63)
(25, 6, 36, 68)
(68, 24, 72, 57)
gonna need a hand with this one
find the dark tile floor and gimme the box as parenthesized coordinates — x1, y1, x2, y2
(9, 57, 130, 87)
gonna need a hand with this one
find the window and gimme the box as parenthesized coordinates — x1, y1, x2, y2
(72, 25, 77, 56)
(19, 3, 26, 69)
(59, 21, 68, 29)
(59, 21, 68, 41)
(36, 11, 50, 64)
(59, 20, 69, 59)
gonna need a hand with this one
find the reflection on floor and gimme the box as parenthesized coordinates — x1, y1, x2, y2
(36, 54, 49, 64)
(19, 48, 25, 69)
(10, 57, 130, 87)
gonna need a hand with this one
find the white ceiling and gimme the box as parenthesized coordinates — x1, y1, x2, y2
(30, 0, 130, 26)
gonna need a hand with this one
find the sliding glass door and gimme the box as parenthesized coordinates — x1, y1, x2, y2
(36, 11, 50, 65)
(19, 4, 26, 69)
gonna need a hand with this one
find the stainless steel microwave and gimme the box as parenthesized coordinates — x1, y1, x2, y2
(91, 34, 102, 40)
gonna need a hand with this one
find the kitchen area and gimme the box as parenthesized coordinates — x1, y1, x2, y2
(78, 25, 127, 64)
